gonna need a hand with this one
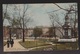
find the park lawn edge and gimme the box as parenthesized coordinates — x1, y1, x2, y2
(19, 40, 52, 49)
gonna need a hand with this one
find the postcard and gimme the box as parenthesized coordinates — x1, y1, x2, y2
(3, 3, 79, 52)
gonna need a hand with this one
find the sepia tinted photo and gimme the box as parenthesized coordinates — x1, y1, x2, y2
(3, 3, 79, 52)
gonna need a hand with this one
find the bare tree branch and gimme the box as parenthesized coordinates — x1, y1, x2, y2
(53, 3, 77, 12)
(53, 3, 68, 11)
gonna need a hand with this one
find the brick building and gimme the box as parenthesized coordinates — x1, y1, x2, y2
(3, 26, 10, 39)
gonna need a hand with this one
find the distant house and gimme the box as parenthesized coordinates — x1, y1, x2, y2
(41, 27, 64, 38)
(3, 27, 34, 39)
(41, 27, 49, 37)
(3, 26, 78, 39)
(26, 28, 34, 37)
(3, 26, 64, 39)
(3, 26, 10, 39)
(15, 28, 23, 39)
(11, 28, 28, 39)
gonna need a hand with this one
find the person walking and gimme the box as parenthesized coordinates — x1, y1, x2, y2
(10, 38, 14, 47)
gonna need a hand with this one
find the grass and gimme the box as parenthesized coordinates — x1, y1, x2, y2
(54, 42, 78, 50)
(31, 42, 79, 51)
(19, 40, 51, 49)
(31, 45, 53, 51)
(3, 41, 7, 46)
(19, 38, 79, 51)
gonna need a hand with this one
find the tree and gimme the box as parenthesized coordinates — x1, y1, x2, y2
(49, 27, 56, 37)
(3, 4, 8, 21)
(69, 4, 78, 38)
(3, 4, 33, 41)
(49, 27, 53, 37)
(53, 3, 77, 12)
(13, 4, 32, 42)
(3, 4, 13, 40)
(20, 4, 31, 42)
(48, 13, 64, 38)
(47, 3, 78, 38)
(33, 27, 42, 40)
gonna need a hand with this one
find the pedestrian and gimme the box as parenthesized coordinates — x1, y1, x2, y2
(10, 38, 14, 47)
(7, 39, 10, 48)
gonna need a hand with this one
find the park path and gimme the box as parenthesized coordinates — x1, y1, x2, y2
(4, 39, 28, 52)
(4, 39, 55, 52)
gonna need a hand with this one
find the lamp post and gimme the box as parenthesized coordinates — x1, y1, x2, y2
(9, 26, 12, 41)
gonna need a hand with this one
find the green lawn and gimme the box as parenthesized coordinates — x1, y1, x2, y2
(54, 42, 78, 50)
(19, 40, 51, 48)
(31, 42, 79, 51)
(19, 39, 79, 51)
(30, 40, 79, 51)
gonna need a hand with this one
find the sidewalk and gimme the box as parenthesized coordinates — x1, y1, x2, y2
(4, 39, 28, 52)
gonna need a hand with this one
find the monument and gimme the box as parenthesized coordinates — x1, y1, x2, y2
(62, 14, 71, 39)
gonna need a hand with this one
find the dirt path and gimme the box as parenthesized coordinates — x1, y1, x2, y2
(4, 39, 27, 52)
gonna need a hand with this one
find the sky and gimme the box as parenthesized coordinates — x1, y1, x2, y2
(3, 3, 77, 28)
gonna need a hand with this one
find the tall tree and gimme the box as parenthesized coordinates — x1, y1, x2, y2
(3, 4, 33, 41)
(33, 27, 42, 40)
(48, 13, 64, 38)
(3, 4, 8, 21)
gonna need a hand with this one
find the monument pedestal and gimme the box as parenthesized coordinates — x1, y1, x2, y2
(58, 38, 77, 42)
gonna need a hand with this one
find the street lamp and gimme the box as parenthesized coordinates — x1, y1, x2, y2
(9, 26, 12, 41)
